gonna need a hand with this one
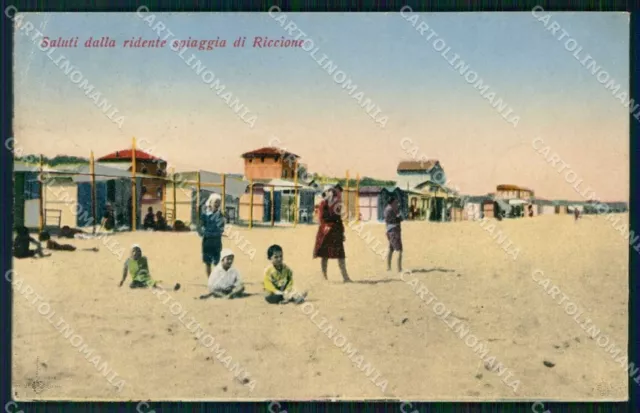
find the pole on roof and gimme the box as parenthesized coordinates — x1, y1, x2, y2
(90, 151, 96, 234)
(38, 154, 44, 232)
(355, 173, 360, 222)
(249, 179, 254, 229)
(162, 170, 167, 220)
(196, 171, 201, 227)
(131, 137, 137, 231)
(345, 170, 350, 221)
(293, 161, 298, 227)
(221, 173, 226, 215)
(171, 167, 177, 226)
(271, 185, 275, 227)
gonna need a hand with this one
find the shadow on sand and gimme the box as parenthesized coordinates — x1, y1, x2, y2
(410, 268, 456, 274)
(351, 278, 403, 285)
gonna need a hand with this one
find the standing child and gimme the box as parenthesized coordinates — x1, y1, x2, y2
(13, 227, 49, 259)
(119, 244, 180, 290)
(384, 197, 403, 272)
(264, 244, 307, 304)
(200, 249, 245, 299)
(198, 193, 225, 278)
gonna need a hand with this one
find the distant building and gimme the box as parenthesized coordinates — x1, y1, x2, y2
(494, 185, 535, 218)
(495, 184, 534, 201)
(395, 159, 446, 190)
(97, 149, 167, 206)
(241, 147, 300, 181)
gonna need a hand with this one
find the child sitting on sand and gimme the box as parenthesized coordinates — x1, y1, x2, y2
(119, 244, 180, 290)
(13, 226, 49, 259)
(200, 249, 245, 299)
(263, 244, 307, 305)
(155, 211, 168, 231)
(39, 231, 99, 252)
(143, 207, 156, 230)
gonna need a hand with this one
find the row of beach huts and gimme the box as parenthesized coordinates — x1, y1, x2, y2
(12, 145, 628, 231)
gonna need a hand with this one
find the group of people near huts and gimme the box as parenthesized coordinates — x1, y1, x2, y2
(13, 184, 407, 303)
(12, 225, 100, 259)
(99, 203, 171, 232)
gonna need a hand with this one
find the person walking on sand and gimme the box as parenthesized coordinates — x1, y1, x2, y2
(198, 193, 225, 278)
(384, 197, 403, 273)
(313, 185, 352, 282)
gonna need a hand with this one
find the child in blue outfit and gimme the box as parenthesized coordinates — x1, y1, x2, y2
(198, 193, 226, 278)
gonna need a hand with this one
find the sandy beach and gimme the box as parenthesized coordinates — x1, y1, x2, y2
(11, 214, 629, 401)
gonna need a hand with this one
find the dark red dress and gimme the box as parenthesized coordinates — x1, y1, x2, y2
(313, 200, 346, 259)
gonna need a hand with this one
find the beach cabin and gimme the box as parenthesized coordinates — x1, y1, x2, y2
(268, 179, 316, 224)
(13, 161, 48, 229)
(533, 198, 554, 216)
(239, 179, 316, 225)
(164, 171, 248, 228)
(358, 186, 383, 221)
(394, 161, 454, 222)
(97, 149, 167, 214)
(411, 181, 456, 222)
(553, 200, 569, 215)
(69, 163, 143, 229)
(462, 195, 489, 221)
(28, 162, 150, 231)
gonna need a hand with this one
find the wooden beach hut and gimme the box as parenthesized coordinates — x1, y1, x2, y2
(462, 195, 489, 221)
(533, 198, 555, 215)
(163, 170, 248, 228)
(68, 162, 154, 230)
(13, 161, 51, 230)
(358, 186, 383, 221)
(238, 179, 316, 226)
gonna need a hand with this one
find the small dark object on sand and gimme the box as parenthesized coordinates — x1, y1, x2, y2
(475, 373, 483, 379)
(401, 318, 409, 324)
(222, 386, 228, 392)
(543, 360, 555, 368)
(174, 283, 181, 291)
(241, 378, 250, 384)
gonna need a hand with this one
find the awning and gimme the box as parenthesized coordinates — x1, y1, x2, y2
(508, 199, 527, 205)
(174, 170, 249, 199)
(71, 163, 158, 182)
(13, 162, 58, 173)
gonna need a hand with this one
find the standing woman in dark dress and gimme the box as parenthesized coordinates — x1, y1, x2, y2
(313, 185, 352, 282)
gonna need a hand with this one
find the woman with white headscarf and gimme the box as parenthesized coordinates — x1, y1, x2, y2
(198, 193, 225, 277)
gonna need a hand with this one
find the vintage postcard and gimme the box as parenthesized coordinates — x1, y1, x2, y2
(8, 8, 630, 404)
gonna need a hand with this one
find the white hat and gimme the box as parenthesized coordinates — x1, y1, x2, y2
(220, 249, 234, 260)
(207, 193, 222, 206)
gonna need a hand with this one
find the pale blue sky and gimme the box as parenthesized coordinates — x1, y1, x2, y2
(13, 12, 630, 200)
